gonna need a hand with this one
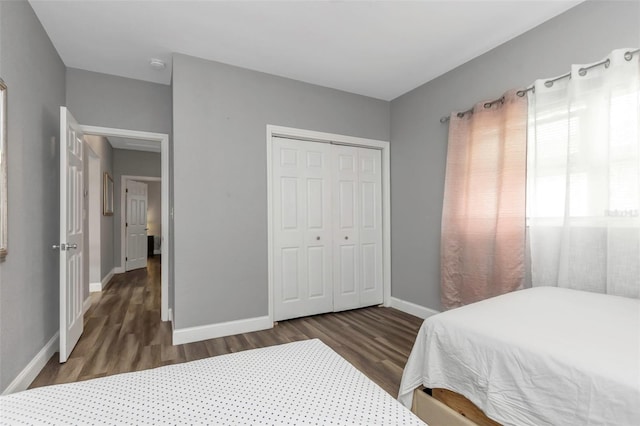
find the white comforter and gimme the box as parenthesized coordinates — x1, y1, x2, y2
(1, 339, 424, 425)
(398, 287, 640, 426)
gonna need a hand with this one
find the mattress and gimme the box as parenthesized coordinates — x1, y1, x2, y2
(1, 339, 425, 425)
(398, 287, 640, 426)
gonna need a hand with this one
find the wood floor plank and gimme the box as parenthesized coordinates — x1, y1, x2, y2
(29, 256, 424, 399)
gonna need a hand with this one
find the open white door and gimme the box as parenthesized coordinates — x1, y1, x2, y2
(125, 180, 148, 271)
(57, 107, 84, 363)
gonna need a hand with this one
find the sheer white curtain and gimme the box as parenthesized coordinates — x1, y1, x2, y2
(527, 48, 640, 298)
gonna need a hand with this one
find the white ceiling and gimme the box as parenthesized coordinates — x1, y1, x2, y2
(30, 1, 582, 101)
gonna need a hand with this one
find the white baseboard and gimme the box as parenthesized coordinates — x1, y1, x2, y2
(168, 308, 173, 327)
(390, 297, 440, 319)
(172, 316, 272, 345)
(2, 332, 59, 395)
(91, 267, 116, 293)
(102, 268, 115, 287)
(113, 266, 125, 274)
(83, 296, 92, 314)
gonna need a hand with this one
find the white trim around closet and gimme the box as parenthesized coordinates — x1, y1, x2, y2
(266, 125, 392, 325)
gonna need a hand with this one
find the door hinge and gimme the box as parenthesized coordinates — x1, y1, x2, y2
(126, 188, 128, 193)
(126, 222, 128, 227)
(126, 257, 128, 261)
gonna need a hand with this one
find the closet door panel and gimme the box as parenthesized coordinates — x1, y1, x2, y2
(280, 178, 298, 230)
(273, 137, 333, 321)
(281, 248, 301, 301)
(333, 146, 360, 311)
(307, 246, 326, 298)
(361, 243, 377, 291)
(358, 148, 383, 306)
(339, 245, 357, 294)
(303, 144, 332, 306)
(338, 181, 356, 228)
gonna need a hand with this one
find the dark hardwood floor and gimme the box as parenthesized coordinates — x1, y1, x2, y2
(30, 257, 423, 397)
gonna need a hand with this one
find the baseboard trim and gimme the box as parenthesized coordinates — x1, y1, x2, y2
(102, 268, 115, 287)
(172, 315, 272, 345)
(168, 308, 174, 327)
(113, 266, 125, 274)
(390, 297, 440, 319)
(91, 267, 116, 292)
(83, 296, 92, 314)
(2, 332, 59, 395)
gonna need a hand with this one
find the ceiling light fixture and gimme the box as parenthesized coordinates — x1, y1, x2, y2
(149, 58, 166, 70)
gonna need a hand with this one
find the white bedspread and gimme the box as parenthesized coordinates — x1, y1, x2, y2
(1, 339, 424, 425)
(398, 287, 640, 426)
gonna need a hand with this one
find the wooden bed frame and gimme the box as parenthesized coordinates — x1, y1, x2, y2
(411, 387, 501, 426)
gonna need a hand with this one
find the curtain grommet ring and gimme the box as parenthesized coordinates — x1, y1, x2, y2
(624, 51, 633, 61)
(604, 58, 611, 68)
(578, 68, 587, 77)
(544, 80, 554, 88)
(483, 102, 491, 109)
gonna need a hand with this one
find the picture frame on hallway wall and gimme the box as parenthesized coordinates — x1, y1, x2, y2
(0, 79, 7, 259)
(103, 172, 114, 216)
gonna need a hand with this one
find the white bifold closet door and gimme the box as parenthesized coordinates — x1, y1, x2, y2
(273, 137, 334, 321)
(332, 145, 383, 311)
(273, 137, 383, 321)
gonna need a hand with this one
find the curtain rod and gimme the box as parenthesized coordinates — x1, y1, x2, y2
(440, 48, 639, 124)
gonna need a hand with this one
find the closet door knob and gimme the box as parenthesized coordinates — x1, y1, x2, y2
(344, 236, 349, 240)
(316, 236, 320, 240)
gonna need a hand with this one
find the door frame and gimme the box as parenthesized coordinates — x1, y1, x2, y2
(86, 142, 102, 292)
(266, 125, 391, 324)
(80, 125, 171, 322)
(122, 176, 157, 271)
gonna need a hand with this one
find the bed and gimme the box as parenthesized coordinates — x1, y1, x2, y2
(398, 286, 640, 426)
(1, 339, 425, 425)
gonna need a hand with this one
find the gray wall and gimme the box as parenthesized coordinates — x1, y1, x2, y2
(66, 68, 172, 135)
(0, 1, 66, 392)
(389, 0, 640, 312)
(84, 135, 114, 283)
(172, 54, 390, 329)
(112, 149, 161, 267)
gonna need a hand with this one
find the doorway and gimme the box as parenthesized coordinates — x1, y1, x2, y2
(81, 125, 171, 322)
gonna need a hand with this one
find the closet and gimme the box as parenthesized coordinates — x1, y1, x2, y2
(272, 137, 383, 321)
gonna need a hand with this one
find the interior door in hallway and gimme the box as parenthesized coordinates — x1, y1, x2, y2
(58, 107, 84, 363)
(125, 180, 148, 271)
(272, 137, 333, 321)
